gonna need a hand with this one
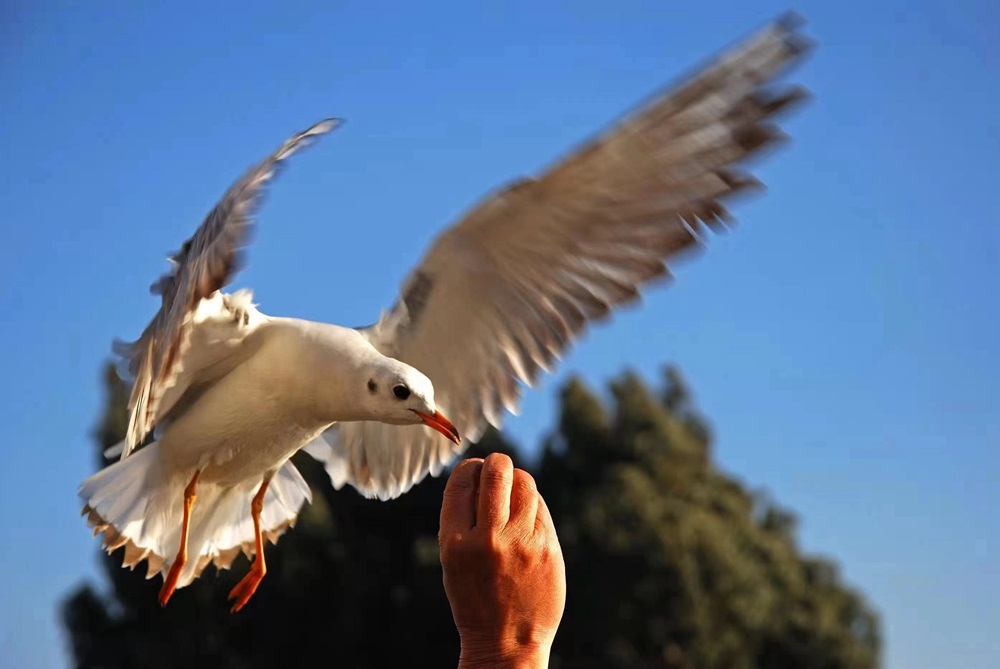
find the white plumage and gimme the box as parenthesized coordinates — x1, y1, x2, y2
(79, 14, 812, 610)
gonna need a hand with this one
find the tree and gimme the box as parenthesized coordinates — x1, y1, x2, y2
(63, 363, 880, 668)
(538, 367, 880, 669)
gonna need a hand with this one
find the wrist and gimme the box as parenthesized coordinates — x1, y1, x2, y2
(458, 629, 553, 669)
(458, 645, 550, 669)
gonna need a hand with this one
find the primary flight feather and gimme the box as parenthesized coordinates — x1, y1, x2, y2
(80, 14, 813, 611)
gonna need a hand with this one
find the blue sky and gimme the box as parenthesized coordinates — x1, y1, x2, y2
(1, 1, 997, 667)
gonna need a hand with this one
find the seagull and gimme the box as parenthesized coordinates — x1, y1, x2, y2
(79, 14, 812, 612)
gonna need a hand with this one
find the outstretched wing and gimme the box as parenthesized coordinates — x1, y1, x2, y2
(115, 118, 340, 458)
(305, 15, 812, 499)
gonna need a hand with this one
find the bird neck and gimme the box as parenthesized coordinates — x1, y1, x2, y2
(273, 319, 380, 426)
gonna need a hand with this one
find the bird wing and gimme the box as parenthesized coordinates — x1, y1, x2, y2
(305, 15, 812, 499)
(114, 118, 340, 459)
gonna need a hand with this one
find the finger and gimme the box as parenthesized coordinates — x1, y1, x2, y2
(440, 458, 483, 535)
(477, 452, 514, 529)
(534, 491, 558, 539)
(508, 469, 539, 532)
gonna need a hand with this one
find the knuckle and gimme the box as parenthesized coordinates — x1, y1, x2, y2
(483, 531, 506, 558)
(439, 533, 468, 562)
(482, 457, 513, 483)
(450, 458, 483, 484)
(442, 529, 510, 567)
(538, 541, 554, 562)
(539, 538, 564, 567)
(513, 469, 537, 495)
(482, 470, 510, 489)
(511, 539, 534, 567)
(443, 483, 470, 498)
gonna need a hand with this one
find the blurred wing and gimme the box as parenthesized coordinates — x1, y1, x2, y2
(115, 118, 340, 458)
(307, 16, 812, 499)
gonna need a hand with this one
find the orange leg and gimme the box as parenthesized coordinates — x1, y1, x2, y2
(228, 473, 273, 613)
(158, 470, 201, 607)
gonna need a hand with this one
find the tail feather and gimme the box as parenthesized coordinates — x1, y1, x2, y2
(79, 442, 312, 590)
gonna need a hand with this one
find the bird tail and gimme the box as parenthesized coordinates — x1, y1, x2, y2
(78, 442, 312, 590)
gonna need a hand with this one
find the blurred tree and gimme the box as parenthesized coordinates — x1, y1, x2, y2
(63, 363, 880, 669)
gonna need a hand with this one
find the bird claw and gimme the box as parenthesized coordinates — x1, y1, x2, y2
(228, 567, 265, 613)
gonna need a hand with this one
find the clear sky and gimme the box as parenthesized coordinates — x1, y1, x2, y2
(1, 1, 997, 667)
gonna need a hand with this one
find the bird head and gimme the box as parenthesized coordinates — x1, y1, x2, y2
(361, 359, 460, 444)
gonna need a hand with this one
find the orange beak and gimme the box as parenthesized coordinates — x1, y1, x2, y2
(415, 410, 461, 445)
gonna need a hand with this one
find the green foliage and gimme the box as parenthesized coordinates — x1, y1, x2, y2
(63, 363, 880, 668)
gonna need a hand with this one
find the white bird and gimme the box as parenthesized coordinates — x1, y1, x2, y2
(79, 14, 812, 612)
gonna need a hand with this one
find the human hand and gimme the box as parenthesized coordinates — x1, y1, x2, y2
(439, 453, 566, 669)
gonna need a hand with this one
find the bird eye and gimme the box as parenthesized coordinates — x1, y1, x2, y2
(367, 379, 378, 394)
(392, 384, 411, 401)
